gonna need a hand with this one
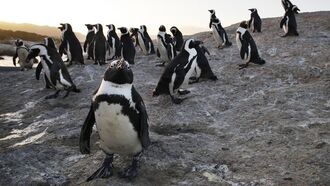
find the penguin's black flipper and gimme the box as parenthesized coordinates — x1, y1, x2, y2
(79, 104, 95, 154)
(132, 87, 150, 148)
(156, 48, 160, 58)
(280, 17, 286, 29)
(35, 62, 43, 80)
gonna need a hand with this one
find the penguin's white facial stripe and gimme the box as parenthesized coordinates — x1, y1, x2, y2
(184, 39, 197, 61)
(59, 69, 72, 87)
(237, 27, 246, 40)
(96, 24, 100, 32)
(44, 38, 48, 46)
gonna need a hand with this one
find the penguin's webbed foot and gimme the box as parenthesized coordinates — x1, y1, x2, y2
(155, 62, 165, 67)
(87, 154, 114, 182)
(45, 90, 60, 99)
(171, 96, 187, 104)
(63, 90, 71, 98)
(238, 63, 249, 70)
(178, 89, 190, 95)
(118, 165, 138, 180)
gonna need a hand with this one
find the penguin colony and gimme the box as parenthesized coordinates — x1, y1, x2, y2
(12, 0, 301, 182)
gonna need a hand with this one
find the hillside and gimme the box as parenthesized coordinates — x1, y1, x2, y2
(0, 11, 329, 185)
(0, 21, 85, 42)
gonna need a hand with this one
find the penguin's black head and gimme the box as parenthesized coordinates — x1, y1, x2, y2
(159, 25, 166, 32)
(129, 28, 139, 34)
(85, 24, 94, 30)
(239, 21, 248, 29)
(170, 26, 178, 35)
(43, 37, 56, 50)
(15, 39, 24, 47)
(291, 5, 300, 14)
(93, 24, 103, 32)
(26, 44, 47, 62)
(183, 39, 203, 51)
(140, 25, 147, 32)
(208, 9, 215, 14)
(104, 59, 133, 84)
(59, 23, 72, 32)
(106, 24, 115, 31)
(249, 8, 257, 13)
(118, 27, 129, 35)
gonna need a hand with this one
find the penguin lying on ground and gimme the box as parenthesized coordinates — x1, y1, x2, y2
(79, 58, 150, 181)
(208, 10, 232, 48)
(156, 25, 176, 66)
(13, 39, 35, 70)
(280, 4, 299, 37)
(248, 8, 262, 33)
(27, 44, 80, 99)
(93, 24, 107, 65)
(153, 39, 203, 104)
(83, 24, 95, 60)
(170, 26, 184, 52)
(58, 23, 84, 65)
(137, 25, 155, 55)
(236, 21, 266, 70)
(106, 24, 121, 60)
(118, 27, 136, 64)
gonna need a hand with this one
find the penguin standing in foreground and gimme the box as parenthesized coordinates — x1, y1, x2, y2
(26, 44, 80, 99)
(170, 26, 184, 52)
(248, 8, 262, 33)
(236, 21, 265, 70)
(83, 24, 95, 60)
(280, 4, 299, 37)
(58, 23, 84, 65)
(281, 0, 300, 13)
(13, 39, 35, 70)
(35, 37, 57, 89)
(137, 25, 155, 55)
(118, 27, 136, 64)
(153, 39, 202, 104)
(79, 59, 150, 181)
(93, 24, 107, 65)
(106, 24, 121, 60)
(189, 44, 218, 84)
(156, 25, 176, 66)
(208, 10, 232, 48)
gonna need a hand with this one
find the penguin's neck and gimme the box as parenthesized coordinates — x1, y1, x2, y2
(88, 28, 95, 34)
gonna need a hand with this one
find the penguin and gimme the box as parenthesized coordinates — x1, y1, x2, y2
(248, 8, 262, 33)
(26, 44, 80, 99)
(280, 4, 299, 37)
(156, 25, 176, 66)
(170, 26, 184, 52)
(129, 28, 139, 47)
(106, 24, 121, 60)
(281, 0, 300, 14)
(236, 21, 266, 70)
(118, 27, 136, 64)
(93, 24, 107, 65)
(35, 37, 57, 89)
(153, 39, 202, 104)
(79, 58, 150, 181)
(137, 25, 155, 55)
(58, 23, 84, 65)
(12, 39, 35, 70)
(189, 44, 218, 84)
(83, 24, 95, 60)
(208, 10, 232, 48)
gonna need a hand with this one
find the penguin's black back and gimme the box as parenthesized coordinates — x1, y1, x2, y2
(94, 31, 107, 61)
(121, 34, 136, 64)
(63, 30, 84, 64)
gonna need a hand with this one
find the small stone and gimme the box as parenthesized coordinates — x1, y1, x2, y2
(315, 142, 327, 149)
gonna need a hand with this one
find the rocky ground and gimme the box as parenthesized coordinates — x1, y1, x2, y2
(0, 11, 329, 185)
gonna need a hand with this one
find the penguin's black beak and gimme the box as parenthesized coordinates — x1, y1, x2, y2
(152, 89, 159, 97)
(248, 9, 253, 12)
(208, 10, 212, 13)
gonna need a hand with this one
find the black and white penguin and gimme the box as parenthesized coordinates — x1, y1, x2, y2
(35, 37, 58, 89)
(118, 27, 136, 64)
(93, 24, 107, 65)
(280, 4, 299, 37)
(58, 23, 84, 65)
(248, 8, 262, 33)
(106, 24, 121, 60)
(137, 25, 155, 55)
(156, 25, 176, 66)
(153, 39, 202, 104)
(189, 44, 218, 84)
(79, 59, 150, 181)
(208, 10, 232, 48)
(170, 26, 184, 52)
(26, 44, 80, 99)
(281, 0, 300, 13)
(13, 39, 34, 70)
(236, 21, 265, 70)
(129, 28, 139, 47)
(83, 24, 95, 60)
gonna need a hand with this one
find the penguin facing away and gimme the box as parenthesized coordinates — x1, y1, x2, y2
(118, 27, 136, 64)
(281, 0, 300, 14)
(129, 28, 139, 47)
(137, 25, 155, 55)
(170, 26, 184, 52)
(58, 23, 84, 65)
(236, 21, 265, 70)
(153, 39, 202, 104)
(280, 4, 299, 37)
(13, 39, 34, 70)
(106, 24, 121, 60)
(156, 25, 176, 66)
(93, 24, 107, 65)
(26, 44, 80, 99)
(208, 10, 232, 48)
(83, 24, 95, 60)
(79, 59, 150, 181)
(248, 8, 262, 33)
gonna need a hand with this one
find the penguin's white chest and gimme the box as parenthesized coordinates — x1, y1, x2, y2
(211, 25, 223, 46)
(95, 102, 142, 155)
(138, 33, 148, 55)
(157, 38, 169, 62)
